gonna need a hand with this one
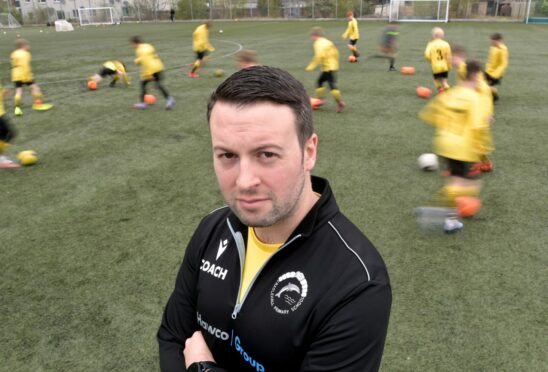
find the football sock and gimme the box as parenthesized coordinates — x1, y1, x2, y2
(491, 87, 499, 102)
(32, 92, 43, 99)
(191, 61, 201, 73)
(433, 80, 442, 91)
(439, 185, 480, 207)
(0, 140, 8, 155)
(330, 89, 342, 103)
(315, 87, 327, 99)
(389, 57, 395, 68)
(14, 95, 22, 107)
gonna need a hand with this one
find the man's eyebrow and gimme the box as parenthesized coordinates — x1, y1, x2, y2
(213, 145, 232, 152)
(255, 144, 284, 152)
(213, 144, 284, 152)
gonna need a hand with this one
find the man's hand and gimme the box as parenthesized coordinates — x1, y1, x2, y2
(183, 331, 215, 369)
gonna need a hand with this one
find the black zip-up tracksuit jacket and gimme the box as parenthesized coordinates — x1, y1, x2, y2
(158, 176, 391, 372)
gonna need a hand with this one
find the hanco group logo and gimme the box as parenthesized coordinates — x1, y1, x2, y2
(270, 271, 308, 315)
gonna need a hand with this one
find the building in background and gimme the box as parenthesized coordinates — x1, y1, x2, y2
(15, 0, 177, 24)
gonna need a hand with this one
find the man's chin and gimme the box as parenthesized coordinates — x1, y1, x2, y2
(233, 209, 275, 228)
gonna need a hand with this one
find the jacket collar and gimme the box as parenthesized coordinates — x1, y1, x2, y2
(225, 175, 339, 242)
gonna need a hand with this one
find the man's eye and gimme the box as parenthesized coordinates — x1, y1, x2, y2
(218, 153, 236, 160)
(260, 152, 276, 159)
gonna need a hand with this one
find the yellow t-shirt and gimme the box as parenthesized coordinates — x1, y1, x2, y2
(419, 85, 487, 162)
(342, 18, 359, 40)
(485, 44, 508, 79)
(11, 48, 33, 83)
(306, 37, 340, 72)
(103, 60, 125, 73)
(456, 62, 495, 154)
(239, 227, 282, 302)
(0, 85, 5, 117)
(193, 24, 215, 53)
(424, 38, 452, 74)
(134, 43, 164, 80)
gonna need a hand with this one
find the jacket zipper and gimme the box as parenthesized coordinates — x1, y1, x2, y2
(227, 218, 302, 320)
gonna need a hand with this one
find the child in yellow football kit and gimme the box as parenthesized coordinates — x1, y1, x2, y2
(452, 45, 495, 173)
(89, 60, 130, 88)
(418, 60, 488, 233)
(306, 27, 346, 113)
(424, 27, 452, 94)
(130, 36, 175, 110)
(342, 11, 360, 61)
(10, 39, 51, 116)
(189, 22, 215, 78)
(484, 33, 509, 102)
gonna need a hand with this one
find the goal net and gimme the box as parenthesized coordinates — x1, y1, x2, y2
(77, 7, 119, 26)
(389, 0, 450, 22)
(55, 20, 74, 32)
(0, 13, 21, 28)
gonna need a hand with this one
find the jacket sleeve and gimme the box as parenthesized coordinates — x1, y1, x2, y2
(300, 281, 392, 372)
(157, 225, 205, 372)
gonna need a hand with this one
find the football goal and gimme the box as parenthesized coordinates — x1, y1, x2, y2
(0, 13, 21, 28)
(55, 20, 74, 32)
(389, 0, 450, 22)
(77, 7, 119, 26)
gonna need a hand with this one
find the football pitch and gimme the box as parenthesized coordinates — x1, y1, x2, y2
(1, 21, 547, 371)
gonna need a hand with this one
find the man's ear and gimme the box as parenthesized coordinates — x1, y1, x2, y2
(303, 134, 318, 172)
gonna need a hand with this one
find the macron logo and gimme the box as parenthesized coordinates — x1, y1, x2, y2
(216, 239, 228, 260)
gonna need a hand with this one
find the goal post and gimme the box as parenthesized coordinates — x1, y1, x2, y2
(0, 13, 22, 28)
(389, 0, 450, 22)
(77, 7, 119, 26)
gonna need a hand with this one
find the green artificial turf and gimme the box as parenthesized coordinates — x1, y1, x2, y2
(1, 21, 547, 371)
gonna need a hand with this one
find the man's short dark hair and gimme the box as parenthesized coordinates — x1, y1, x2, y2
(207, 66, 314, 149)
(130, 36, 142, 44)
(465, 60, 482, 80)
(490, 33, 503, 41)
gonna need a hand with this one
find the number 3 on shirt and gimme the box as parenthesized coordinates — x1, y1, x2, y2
(436, 49, 443, 61)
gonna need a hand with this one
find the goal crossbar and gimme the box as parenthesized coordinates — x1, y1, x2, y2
(389, 0, 450, 23)
(77, 7, 117, 26)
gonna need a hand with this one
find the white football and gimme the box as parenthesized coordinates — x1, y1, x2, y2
(417, 153, 439, 171)
(219, 29, 223, 34)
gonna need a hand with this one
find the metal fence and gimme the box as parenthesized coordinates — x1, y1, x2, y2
(176, 0, 535, 22)
(9, 0, 546, 24)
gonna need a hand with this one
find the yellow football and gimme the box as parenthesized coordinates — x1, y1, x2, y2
(214, 69, 225, 77)
(17, 150, 39, 166)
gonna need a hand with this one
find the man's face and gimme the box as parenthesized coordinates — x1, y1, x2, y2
(210, 101, 317, 228)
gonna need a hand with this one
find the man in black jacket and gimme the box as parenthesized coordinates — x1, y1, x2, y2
(158, 66, 391, 372)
